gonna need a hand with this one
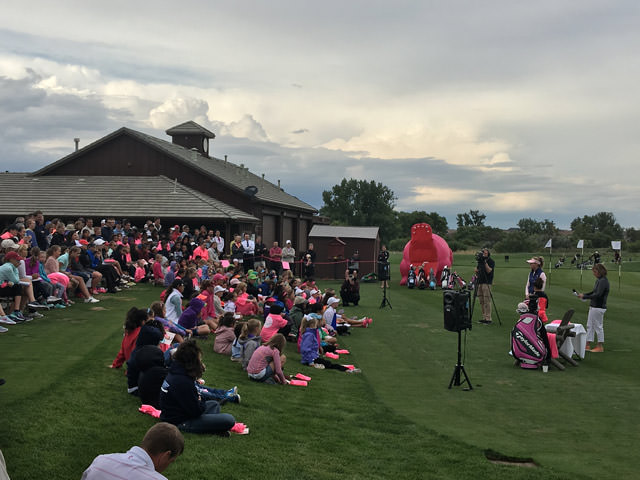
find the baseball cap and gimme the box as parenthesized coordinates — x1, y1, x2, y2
(1, 239, 19, 250)
(214, 286, 227, 294)
(327, 297, 340, 306)
(4, 251, 23, 262)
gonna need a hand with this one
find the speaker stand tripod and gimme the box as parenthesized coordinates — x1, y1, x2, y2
(448, 329, 473, 390)
(379, 281, 392, 309)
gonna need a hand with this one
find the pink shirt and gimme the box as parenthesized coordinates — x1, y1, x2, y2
(192, 246, 209, 261)
(247, 345, 285, 383)
(134, 266, 146, 282)
(152, 261, 163, 281)
(261, 313, 288, 343)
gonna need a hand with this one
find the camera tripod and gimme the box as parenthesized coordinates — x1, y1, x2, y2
(469, 280, 502, 326)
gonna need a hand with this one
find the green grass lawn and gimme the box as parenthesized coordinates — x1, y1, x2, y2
(1, 253, 638, 479)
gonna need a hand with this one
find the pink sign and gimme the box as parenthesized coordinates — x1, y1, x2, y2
(221, 260, 230, 268)
(281, 261, 290, 270)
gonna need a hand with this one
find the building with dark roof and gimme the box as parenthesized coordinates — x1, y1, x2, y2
(1, 121, 317, 248)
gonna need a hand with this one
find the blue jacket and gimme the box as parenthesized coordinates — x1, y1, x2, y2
(300, 328, 320, 365)
(159, 361, 205, 425)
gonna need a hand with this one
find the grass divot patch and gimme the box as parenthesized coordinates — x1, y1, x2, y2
(485, 449, 538, 468)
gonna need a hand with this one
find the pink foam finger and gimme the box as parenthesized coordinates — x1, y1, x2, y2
(289, 379, 308, 386)
(295, 373, 312, 381)
(325, 352, 339, 359)
(335, 349, 350, 354)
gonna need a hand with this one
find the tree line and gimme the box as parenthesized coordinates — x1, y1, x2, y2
(320, 178, 638, 252)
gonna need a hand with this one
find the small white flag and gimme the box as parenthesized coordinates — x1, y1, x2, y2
(611, 240, 622, 250)
(544, 239, 552, 248)
(577, 240, 584, 249)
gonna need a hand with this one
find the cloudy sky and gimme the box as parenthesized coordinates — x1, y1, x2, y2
(1, 1, 639, 229)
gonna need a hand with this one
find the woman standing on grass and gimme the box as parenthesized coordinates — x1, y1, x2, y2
(525, 256, 546, 299)
(160, 340, 236, 435)
(578, 263, 609, 353)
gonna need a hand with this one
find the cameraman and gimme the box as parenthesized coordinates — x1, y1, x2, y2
(378, 244, 390, 289)
(475, 248, 495, 324)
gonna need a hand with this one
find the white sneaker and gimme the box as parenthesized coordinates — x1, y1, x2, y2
(0, 316, 17, 325)
(85, 297, 100, 304)
(0, 325, 8, 333)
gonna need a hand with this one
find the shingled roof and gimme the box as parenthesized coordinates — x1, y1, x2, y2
(0, 173, 258, 221)
(33, 126, 317, 214)
(309, 225, 379, 239)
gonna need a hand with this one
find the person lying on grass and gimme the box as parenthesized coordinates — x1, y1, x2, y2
(160, 340, 236, 435)
(300, 317, 361, 373)
(246, 333, 288, 384)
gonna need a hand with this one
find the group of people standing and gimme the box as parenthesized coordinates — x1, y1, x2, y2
(475, 248, 609, 353)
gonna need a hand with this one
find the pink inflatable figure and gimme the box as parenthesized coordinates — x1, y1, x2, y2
(399, 223, 453, 286)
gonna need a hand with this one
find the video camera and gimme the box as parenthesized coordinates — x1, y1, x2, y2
(475, 250, 485, 263)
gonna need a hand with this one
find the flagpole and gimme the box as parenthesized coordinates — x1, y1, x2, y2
(578, 240, 584, 289)
(619, 244, 622, 291)
(549, 243, 552, 286)
(612, 240, 622, 291)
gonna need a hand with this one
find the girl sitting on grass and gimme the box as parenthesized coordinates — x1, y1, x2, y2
(150, 301, 201, 343)
(164, 279, 184, 323)
(299, 317, 360, 373)
(214, 313, 236, 356)
(110, 307, 145, 369)
(246, 333, 287, 384)
(260, 303, 290, 342)
(177, 297, 211, 337)
(233, 319, 262, 368)
(160, 340, 236, 435)
(222, 290, 237, 314)
(234, 282, 259, 316)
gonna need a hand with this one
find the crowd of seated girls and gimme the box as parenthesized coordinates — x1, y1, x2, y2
(106, 253, 373, 435)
